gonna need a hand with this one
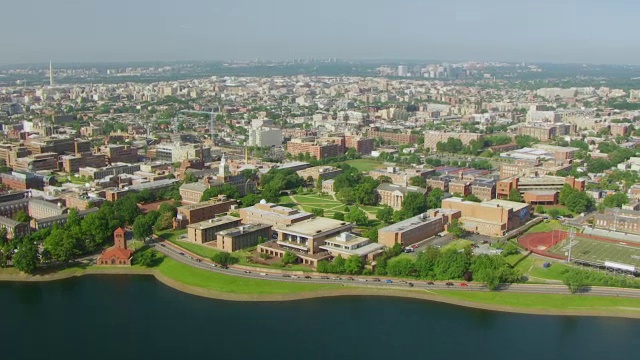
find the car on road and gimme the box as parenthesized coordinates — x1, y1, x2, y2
(372, 278, 381, 282)
(357, 278, 368, 282)
(220, 265, 229, 269)
(384, 279, 393, 284)
(195, 259, 201, 263)
(160, 244, 166, 247)
(445, 282, 454, 286)
(304, 276, 312, 279)
(282, 274, 291, 277)
(320, 276, 330, 279)
(408, 282, 414, 287)
(178, 252, 185, 256)
(291, 275, 299, 279)
(426, 281, 435, 285)
(346, 277, 355, 281)
(460, 283, 468, 287)
(399, 280, 407, 284)
(210, 263, 217, 268)
(332, 276, 342, 280)
(259, 273, 267, 276)
(243, 270, 251, 274)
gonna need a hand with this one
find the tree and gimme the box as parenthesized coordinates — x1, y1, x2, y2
(114, 197, 141, 225)
(387, 258, 417, 277)
(282, 251, 297, 265)
(333, 212, 345, 221)
(448, 219, 466, 238)
(311, 208, 325, 217)
(463, 194, 482, 202)
(402, 192, 428, 217)
(378, 175, 392, 184)
(211, 252, 237, 266)
(602, 193, 629, 208)
(427, 188, 444, 209)
(183, 171, 198, 183)
(133, 215, 153, 242)
(508, 189, 522, 202)
(345, 207, 368, 226)
(548, 208, 561, 219)
(13, 210, 30, 223)
(376, 206, 394, 224)
(587, 158, 613, 173)
(515, 135, 538, 148)
(562, 268, 587, 294)
(134, 250, 163, 267)
(535, 205, 545, 214)
(345, 255, 364, 275)
(12, 239, 38, 274)
(330, 255, 346, 273)
(409, 176, 427, 188)
(44, 227, 80, 263)
(315, 177, 323, 192)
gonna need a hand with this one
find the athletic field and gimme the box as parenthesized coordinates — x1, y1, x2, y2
(549, 237, 640, 267)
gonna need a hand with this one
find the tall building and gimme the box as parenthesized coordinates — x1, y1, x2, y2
(248, 128, 283, 147)
(397, 65, 408, 77)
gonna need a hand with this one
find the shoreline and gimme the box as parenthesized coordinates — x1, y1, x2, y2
(2, 268, 640, 319)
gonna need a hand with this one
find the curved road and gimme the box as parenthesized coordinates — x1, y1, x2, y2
(150, 241, 640, 299)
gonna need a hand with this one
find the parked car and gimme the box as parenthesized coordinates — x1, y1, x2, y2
(384, 279, 393, 284)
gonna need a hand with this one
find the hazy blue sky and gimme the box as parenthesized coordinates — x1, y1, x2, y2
(1, 0, 638, 65)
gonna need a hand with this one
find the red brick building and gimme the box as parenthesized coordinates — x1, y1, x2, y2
(345, 136, 374, 155)
(368, 128, 418, 145)
(97, 228, 133, 266)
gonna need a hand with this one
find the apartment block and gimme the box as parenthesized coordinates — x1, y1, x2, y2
(345, 136, 374, 155)
(368, 128, 418, 145)
(13, 153, 59, 172)
(99, 144, 139, 164)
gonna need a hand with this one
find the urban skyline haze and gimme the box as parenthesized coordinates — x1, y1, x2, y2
(1, 0, 639, 65)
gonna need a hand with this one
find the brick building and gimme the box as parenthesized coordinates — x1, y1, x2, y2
(186, 216, 242, 244)
(216, 224, 272, 252)
(345, 136, 374, 155)
(368, 128, 418, 145)
(296, 166, 342, 181)
(441, 198, 532, 237)
(378, 209, 459, 248)
(239, 202, 313, 231)
(96, 227, 133, 266)
(423, 131, 483, 151)
(175, 198, 237, 227)
(61, 152, 108, 173)
(99, 144, 139, 164)
(376, 183, 428, 210)
(28, 198, 66, 219)
(0, 216, 29, 239)
(0, 172, 46, 190)
(13, 153, 59, 172)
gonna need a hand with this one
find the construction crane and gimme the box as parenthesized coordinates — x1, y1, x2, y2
(178, 105, 220, 142)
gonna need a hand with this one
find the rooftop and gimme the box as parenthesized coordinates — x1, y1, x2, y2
(217, 223, 271, 237)
(379, 212, 445, 233)
(276, 217, 352, 237)
(186, 216, 240, 230)
(377, 183, 428, 195)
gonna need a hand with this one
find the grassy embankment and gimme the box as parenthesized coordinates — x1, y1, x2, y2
(431, 290, 640, 312)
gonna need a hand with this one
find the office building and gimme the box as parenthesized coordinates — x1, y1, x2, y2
(378, 209, 459, 248)
(186, 216, 242, 244)
(441, 198, 532, 237)
(216, 224, 272, 252)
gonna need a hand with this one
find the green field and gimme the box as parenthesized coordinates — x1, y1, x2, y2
(433, 290, 640, 311)
(342, 159, 385, 172)
(524, 220, 565, 234)
(549, 237, 640, 268)
(443, 239, 473, 251)
(289, 194, 347, 217)
(157, 257, 338, 294)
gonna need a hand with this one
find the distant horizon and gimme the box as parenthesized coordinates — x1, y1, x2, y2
(2, 58, 640, 68)
(2, 0, 639, 66)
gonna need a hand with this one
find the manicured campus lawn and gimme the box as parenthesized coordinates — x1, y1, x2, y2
(432, 290, 640, 311)
(443, 239, 473, 251)
(342, 159, 385, 172)
(157, 257, 338, 294)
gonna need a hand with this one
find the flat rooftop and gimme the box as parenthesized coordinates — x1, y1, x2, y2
(379, 213, 443, 233)
(276, 217, 352, 237)
(518, 176, 567, 186)
(179, 198, 235, 211)
(186, 216, 240, 230)
(217, 224, 271, 237)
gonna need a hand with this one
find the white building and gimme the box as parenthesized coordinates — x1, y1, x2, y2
(248, 128, 283, 147)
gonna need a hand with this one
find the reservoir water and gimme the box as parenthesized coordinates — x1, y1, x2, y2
(2, 275, 639, 360)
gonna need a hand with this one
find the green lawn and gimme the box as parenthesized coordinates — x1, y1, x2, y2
(443, 239, 473, 251)
(524, 220, 565, 234)
(432, 290, 640, 311)
(342, 159, 385, 172)
(157, 257, 338, 294)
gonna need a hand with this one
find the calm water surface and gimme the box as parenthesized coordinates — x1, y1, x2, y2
(2, 276, 639, 360)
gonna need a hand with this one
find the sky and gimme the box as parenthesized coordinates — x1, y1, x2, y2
(1, 0, 639, 65)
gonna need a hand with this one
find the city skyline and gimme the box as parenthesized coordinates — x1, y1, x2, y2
(1, 0, 639, 65)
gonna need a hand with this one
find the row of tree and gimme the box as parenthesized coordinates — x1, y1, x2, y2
(318, 245, 521, 289)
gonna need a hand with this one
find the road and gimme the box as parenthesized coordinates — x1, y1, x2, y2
(149, 240, 640, 299)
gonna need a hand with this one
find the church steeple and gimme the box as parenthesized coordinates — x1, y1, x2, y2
(219, 153, 230, 178)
